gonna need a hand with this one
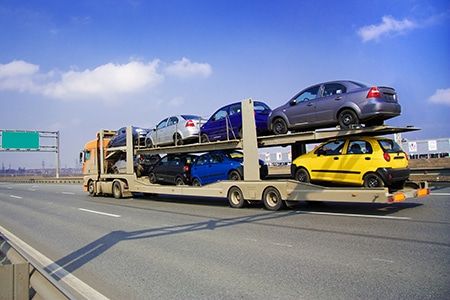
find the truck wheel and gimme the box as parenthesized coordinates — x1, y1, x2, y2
(201, 134, 209, 143)
(228, 170, 242, 181)
(295, 167, 310, 183)
(272, 118, 288, 135)
(112, 181, 123, 199)
(263, 187, 284, 211)
(338, 109, 359, 129)
(228, 186, 246, 208)
(192, 178, 201, 186)
(175, 176, 185, 186)
(174, 133, 184, 146)
(149, 172, 157, 184)
(88, 180, 96, 197)
(363, 173, 384, 188)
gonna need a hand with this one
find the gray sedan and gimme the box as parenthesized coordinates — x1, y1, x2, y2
(145, 115, 206, 147)
(268, 80, 401, 134)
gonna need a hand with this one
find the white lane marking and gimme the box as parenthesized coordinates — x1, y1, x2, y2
(7, 186, 12, 189)
(61, 192, 75, 195)
(244, 238, 257, 242)
(272, 242, 293, 248)
(28, 189, 36, 191)
(372, 258, 394, 263)
(32, 185, 38, 188)
(78, 208, 121, 218)
(431, 193, 450, 196)
(296, 211, 411, 220)
(10, 195, 23, 199)
(0, 225, 108, 299)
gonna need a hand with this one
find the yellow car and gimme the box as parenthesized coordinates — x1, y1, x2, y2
(291, 136, 409, 188)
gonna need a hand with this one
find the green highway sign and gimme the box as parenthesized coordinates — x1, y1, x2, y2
(1, 131, 39, 149)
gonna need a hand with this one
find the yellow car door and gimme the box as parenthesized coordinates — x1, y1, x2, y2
(309, 139, 346, 182)
(339, 139, 374, 185)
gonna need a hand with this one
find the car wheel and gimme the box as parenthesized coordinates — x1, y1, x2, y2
(262, 187, 284, 211)
(338, 109, 359, 129)
(136, 165, 144, 177)
(227, 186, 246, 208)
(145, 139, 153, 148)
(192, 178, 201, 187)
(295, 167, 310, 183)
(175, 176, 185, 186)
(88, 180, 96, 196)
(228, 170, 242, 181)
(149, 172, 157, 184)
(272, 118, 288, 135)
(201, 134, 209, 143)
(174, 133, 184, 146)
(112, 181, 123, 199)
(363, 173, 384, 188)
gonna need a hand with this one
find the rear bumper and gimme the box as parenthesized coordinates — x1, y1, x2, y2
(377, 168, 410, 185)
(360, 101, 401, 120)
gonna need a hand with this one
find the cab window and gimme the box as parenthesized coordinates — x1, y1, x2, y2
(347, 140, 373, 154)
(315, 140, 345, 155)
(294, 85, 320, 103)
(323, 83, 347, 97)
(84, 150, 91, 161)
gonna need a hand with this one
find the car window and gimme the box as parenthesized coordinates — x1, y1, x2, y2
(210, 153, 224, 163)
(294, 85, 320, 103)
(156, 118, 168, 130)
(254, 102, 271, 112)
(159, 156, 168, 165)
(229, 104, 241, 116)
(323, 83, 347, 97)
(167, 117, 179, 126)
(347, 140, 372, 154)
(196, 155, 210, 166)
(181, 115, 200, 120)
(213, 109, 228, 121)
(315, 140, 345, 155)
(378, 139, 403, 153)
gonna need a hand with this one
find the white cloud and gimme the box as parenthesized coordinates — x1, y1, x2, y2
(428, 88, 450, 106)
(0, 58, 212, 101)
(165, 57, 212, 79)
(358, 16, 417, 42)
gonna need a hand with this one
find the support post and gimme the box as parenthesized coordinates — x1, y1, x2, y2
(241, 99, 260, 181)
(55, 131, 60, 178)
(291, 142, 306, 162)
(126, 126, 134, 174)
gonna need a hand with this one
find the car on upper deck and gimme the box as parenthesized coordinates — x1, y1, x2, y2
(291, 136, 409, 190)
(200, 101, 271, 142)
(269, 80, 401, 134)
(108, 126, 149, 147)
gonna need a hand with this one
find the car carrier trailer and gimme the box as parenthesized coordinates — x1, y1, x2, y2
(82, 99, 429, 210)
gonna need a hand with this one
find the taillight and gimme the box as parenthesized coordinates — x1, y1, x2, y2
(183, 165, 190, 172)
(383, 152, 391, 162)
(185, 120, 195, 127)
(367, 86, 381, 98)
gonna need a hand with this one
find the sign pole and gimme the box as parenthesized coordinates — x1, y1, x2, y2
(56, 131, 60, 178)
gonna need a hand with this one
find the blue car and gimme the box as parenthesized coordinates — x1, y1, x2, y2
(200, 101, 271, 142)
(108, 126, 149, 147)
(190, 150, 268, 186)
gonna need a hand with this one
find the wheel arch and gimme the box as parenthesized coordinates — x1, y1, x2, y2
(336, 104, 362, 121)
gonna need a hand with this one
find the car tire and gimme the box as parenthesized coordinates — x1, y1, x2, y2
(174, 133, 184, 146)
(192, 178, 202, 187)
(88, 180, 96, 197)
(338, 109, 359, 129)
(149, 172, 157, 184)
(228, 170, 242, 181)
(272, 118, 288, 135)
(175, 176, 185, 186)
(136, 165, 144, 177)
(262, 187, 284, 211)
(145, 139, 153, 148)
(227, 186, 246, 208)
(295, 167, 310, 183)
(363, 173, 384, 188)
(112, 181, 122, 199)
(201, 134, 209, 143)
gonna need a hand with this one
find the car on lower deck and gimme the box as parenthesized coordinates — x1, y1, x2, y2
(190, 150, 268, 186)
(291, 136, 409, 189)
(200, 101, 271, 142)
(148, 154, 198, 185)
(269, 80, 401, 134)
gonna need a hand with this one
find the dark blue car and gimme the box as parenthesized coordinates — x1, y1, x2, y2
(200, 101, 271, 142)
(108, 126, 149, 148)
(190, 150, 268, 186)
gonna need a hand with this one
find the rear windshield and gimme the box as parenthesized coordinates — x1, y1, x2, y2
(378, 139, 403, 153)
(181, 115, 200, 120)
(226, 151, 243, 159)
(349, 81, 368, 88)
(254, 102, 271, 112)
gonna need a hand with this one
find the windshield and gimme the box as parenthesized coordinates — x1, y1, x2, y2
(378, 139, 403, 153)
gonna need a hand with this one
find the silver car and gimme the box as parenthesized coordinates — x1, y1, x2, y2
(145, 115, 206, 147)
(268, 80, 401, 134)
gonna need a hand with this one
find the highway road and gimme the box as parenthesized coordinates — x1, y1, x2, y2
(1, 182, 449, 299)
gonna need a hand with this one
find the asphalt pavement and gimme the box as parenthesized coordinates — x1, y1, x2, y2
(0, 182, 449, 299)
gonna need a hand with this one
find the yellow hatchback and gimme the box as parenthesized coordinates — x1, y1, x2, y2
(291, 136, 409, 189)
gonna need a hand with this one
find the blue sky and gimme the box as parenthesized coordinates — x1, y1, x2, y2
(0, 0, 449, 169)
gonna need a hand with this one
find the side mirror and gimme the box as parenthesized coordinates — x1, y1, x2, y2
(317, 149, 326, 156)
(289, 99, 297, 106)
(79, 152, 83, 163)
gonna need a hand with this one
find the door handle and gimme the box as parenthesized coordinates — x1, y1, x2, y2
(335, 96, 342, 100)
(333, 157, 339, 160)
(365, 157, 371, 160)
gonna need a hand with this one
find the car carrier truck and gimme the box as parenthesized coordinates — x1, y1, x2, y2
(81, 99, 429, 210)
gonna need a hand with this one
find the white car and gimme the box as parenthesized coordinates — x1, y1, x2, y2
(145, 115, 206, 147)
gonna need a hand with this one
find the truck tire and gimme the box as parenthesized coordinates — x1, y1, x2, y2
(262, 187, 284, 211)
(227, 186, 246, 208)
(112, 181, 123, 199)
(88, 180, 96, 197)
(363, 173, 384, 188)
